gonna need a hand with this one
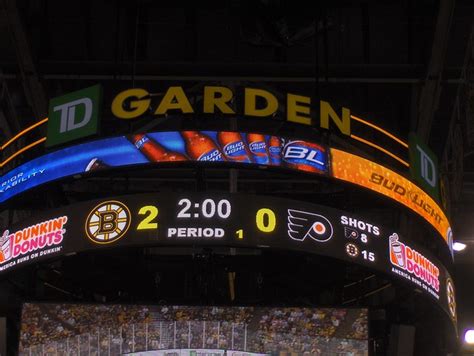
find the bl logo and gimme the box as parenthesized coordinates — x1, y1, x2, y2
(409, 133, 440, 202)
(46, 84, 102, 147)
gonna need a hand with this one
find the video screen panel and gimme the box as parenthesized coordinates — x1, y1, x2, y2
(330, 148, 451, 250)
(0, 193, 456, 324)
(0, 131, 327, 204)
(0, 130, 450, 251)
(19, 304, 368, 355)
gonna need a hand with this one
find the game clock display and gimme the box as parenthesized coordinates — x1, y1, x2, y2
(0, 193, 456, 326)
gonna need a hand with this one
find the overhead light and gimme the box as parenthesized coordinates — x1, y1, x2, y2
(453, 242, 467, 252)
(465, 329, 474, 344)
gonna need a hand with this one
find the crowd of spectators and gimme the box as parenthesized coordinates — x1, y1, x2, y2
(20, 303, 151, 348)
(346, 310, 368, 340)
(247, 308, 367, 354)
(19, 304, 368, 355)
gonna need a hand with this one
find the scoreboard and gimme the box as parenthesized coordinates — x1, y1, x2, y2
(0, 80, 458, 353)
(0, 192, 456, 324)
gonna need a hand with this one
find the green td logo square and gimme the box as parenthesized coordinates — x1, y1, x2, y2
(409, 132, 440, 201)
(46, 84, 102, 147)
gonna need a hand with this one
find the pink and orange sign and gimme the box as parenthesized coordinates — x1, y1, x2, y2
(330, 148, 451, 246)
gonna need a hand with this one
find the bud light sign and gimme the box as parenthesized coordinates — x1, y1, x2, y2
(0, 216, 67, 272)
(181, 131, 225, 162)
(222, 141, 250, 162)
(247, 134, 269, 164)
(218, 132, 251, 163)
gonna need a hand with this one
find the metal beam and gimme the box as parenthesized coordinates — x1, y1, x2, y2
(2, 0, 47, 118)
(0, 13, 6, 26)
(0, 73, 466, 84)
(416, 0, 455, 141)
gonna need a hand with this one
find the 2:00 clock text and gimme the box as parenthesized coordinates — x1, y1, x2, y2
(177, 198, 232, 219)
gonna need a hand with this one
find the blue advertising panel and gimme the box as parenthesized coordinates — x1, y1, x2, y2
(0, 131, 328, 203)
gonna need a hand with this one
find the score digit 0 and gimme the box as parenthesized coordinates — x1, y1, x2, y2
(256, 208, 276, 233)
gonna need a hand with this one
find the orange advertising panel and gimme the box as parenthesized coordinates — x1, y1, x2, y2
(330, 148, 451, 246)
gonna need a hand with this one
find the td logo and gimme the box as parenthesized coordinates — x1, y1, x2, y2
(409, 133, 440, 202)
(46, 84, 102, 147)
(415, 144, 437, 188)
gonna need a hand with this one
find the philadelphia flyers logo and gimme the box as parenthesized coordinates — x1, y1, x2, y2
(287, 209, 333, 242)
(85, 201, 131, 244)
(344, 227, 359, 239)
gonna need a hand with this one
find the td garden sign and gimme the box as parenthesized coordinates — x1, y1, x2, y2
(44, 83, 442, 204)
(2, 83, 449, 250)
(110, 86, 351, 134)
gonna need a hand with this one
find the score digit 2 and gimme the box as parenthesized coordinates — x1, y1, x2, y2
(137, 205, 159, 230)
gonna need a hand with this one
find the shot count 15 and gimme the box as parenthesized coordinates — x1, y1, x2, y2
(340, 215, 379, 263)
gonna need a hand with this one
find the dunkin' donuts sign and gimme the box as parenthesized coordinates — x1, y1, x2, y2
(389, 233, 440, 298)
(0, 216, 68, 271)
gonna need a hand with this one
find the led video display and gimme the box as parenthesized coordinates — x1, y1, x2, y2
(0, 131, 327, 204)
(330, 148, 451, 248)
(19, 304, 368, 355)
(0, 130, 450, 251)
(1, 193, 456, 324)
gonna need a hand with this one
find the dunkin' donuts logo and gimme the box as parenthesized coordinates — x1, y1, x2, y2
(389, 233, 440, 292)
(0, 216, 68, 264)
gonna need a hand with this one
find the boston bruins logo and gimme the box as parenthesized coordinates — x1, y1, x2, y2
(446, 278, 456, 320)
(85, 201, 131, 244)
(345, 243, 360, 258)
